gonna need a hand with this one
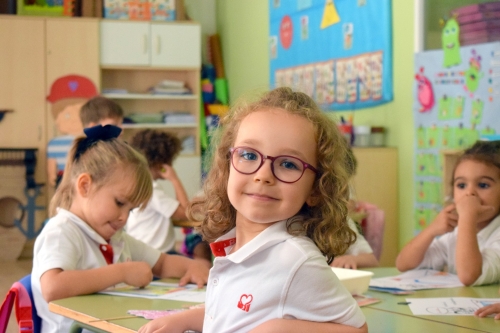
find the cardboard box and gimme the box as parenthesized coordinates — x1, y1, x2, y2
(104, 0, 175, 21)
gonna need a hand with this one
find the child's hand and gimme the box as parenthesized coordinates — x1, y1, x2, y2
(138, 308, 203, 333)
(475, 303, 500, 320)
(455, 194, 495, 224)
(330, 255, 358, 269)
(178, 259, 210, 288)
(138, 314, 185, 333)
(120, 262, 153, 287)
(428, 204, 458, 236)
(159, 164, 177, 181)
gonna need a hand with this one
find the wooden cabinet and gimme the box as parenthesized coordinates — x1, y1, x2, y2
(100, 21, 202, 195)
(0, 17, 46, 150)
(100, 21, 201, 67)
(351, 147, 399, 267)
(0, 16, 100, 237)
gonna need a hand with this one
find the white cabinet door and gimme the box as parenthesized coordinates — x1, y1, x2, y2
(100, 21, 150, 66)
(151, 23, 201, 68)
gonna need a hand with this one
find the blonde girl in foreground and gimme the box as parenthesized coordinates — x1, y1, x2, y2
(32, 125, 208, 333)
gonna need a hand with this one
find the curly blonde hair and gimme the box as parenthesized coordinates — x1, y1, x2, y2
(188, 87, 355, 263)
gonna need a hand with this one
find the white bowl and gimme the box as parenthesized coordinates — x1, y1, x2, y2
(331, 267, 374, 295)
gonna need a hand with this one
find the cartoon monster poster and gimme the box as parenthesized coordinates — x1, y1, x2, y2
(413, 41, 500, 234)
(269, 0, 393, 111)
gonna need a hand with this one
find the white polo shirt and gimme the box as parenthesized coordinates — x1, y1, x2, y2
(417, 214, 500, 286)
(203, 221, 366, 333)
(126, 180, 179, 253)
(32, 208, 161, 333)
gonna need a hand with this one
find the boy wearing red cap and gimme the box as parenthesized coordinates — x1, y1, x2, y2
(46, 75, 98, 187)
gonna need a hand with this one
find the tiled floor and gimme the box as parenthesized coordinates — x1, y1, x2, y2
(0, 259, 33, 333)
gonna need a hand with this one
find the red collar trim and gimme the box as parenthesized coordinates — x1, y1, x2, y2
(99, 243, 114, 265)
(210, 238, 236, 257)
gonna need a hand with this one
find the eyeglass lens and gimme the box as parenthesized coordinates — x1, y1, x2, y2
(231, 147, 305, 183)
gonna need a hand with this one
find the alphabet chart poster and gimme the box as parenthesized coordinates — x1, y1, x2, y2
(269, 0, 393, 111)
(413, 42, 500, 234)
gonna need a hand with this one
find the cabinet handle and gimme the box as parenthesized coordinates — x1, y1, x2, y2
(157, 35, 161, 55)
(143, 34, 148, 54)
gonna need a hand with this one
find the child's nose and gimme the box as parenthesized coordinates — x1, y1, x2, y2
(253, 160, 275, 184)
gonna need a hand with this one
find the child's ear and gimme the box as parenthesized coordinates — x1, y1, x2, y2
(306, 191, 320, 207)
(76, 173, 92, 197)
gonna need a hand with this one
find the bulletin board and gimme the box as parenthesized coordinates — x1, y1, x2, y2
(269, 0, 393, 111)
(413, 42, 500, 234)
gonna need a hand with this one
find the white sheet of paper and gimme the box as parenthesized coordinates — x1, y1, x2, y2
(99, 281, 206, 303)
(405, 297, 500, 316)
(369, 269, 464, 290)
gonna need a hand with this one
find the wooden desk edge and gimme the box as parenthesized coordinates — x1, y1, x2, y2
(49, 302, 136, 333)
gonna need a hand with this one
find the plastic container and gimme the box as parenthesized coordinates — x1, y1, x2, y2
(353, 126, 371, 147)
(338, 124, 353, 145)
(331, 267, 374, 295)
(370, 127, 386, 146)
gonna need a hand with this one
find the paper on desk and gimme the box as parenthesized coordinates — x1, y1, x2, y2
(405, 297, 500, 316)
(99, 281, 206, 303)
(369, 269, 464, 291)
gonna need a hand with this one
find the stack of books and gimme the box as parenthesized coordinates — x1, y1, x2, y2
(452, 1, 500, 46)
(149, 80, 191, 95)
(163, 112, 196, 124)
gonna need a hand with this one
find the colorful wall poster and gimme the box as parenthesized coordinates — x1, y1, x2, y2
(413, 42, 500, 234)
(269, 0, 393, 111)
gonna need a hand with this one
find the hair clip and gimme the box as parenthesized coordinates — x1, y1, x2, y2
(75, 125, 122, 161)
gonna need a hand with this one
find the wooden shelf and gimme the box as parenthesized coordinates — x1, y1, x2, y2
(122, 123, 197, 129)
(102, 93, 197, 100)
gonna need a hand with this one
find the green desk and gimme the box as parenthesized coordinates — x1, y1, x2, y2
(49, 270, 500, 333)
(364, 267, 500, 333)
(50, 293, 200, 332)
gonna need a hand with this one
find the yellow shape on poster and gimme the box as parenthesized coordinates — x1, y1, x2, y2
(321, 0, 340, 29)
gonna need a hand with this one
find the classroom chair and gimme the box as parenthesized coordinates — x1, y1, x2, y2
(0, 276, 35, 333)
(358, 201, 385, 261)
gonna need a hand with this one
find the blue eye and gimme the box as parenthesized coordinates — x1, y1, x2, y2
(241, 151, 258, 161)
(478, 182, 490, 189)
(280, 160, 300, 170)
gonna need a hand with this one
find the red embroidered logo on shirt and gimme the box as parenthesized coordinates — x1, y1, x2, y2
(237, 294, 253, 312)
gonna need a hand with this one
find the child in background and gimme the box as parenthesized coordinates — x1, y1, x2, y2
(127, 129, 212, 267)
(32, 125, 209, 333)
(331, 147, 379, 269)
(139, 87, 367, 333)
(80, 95, 124, 128)
(396, 140, 500, 286)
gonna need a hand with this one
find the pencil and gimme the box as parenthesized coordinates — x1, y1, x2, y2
(88, 315, 136, 322)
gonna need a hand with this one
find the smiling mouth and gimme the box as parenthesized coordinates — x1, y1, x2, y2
(247, 193, 278, 201)
(446, 43, 455, 49)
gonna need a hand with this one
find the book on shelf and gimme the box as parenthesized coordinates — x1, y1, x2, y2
(158, 79, 185, 88)
(163, 112, 196, 124)
(149, 86, 191, 95)
(102, 88, 129, 94)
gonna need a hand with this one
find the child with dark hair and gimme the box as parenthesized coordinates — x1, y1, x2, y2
(397, 140, 500, 286)
(127, 129, 211, 266)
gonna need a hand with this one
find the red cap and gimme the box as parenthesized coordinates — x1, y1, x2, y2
(47, 75, 98, 103)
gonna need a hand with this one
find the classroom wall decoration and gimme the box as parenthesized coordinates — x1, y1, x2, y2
(269, 0, 393, 111)
(413, 42, 500, 234)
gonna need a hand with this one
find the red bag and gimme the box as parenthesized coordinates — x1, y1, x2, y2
(0, 281, 33, 333)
